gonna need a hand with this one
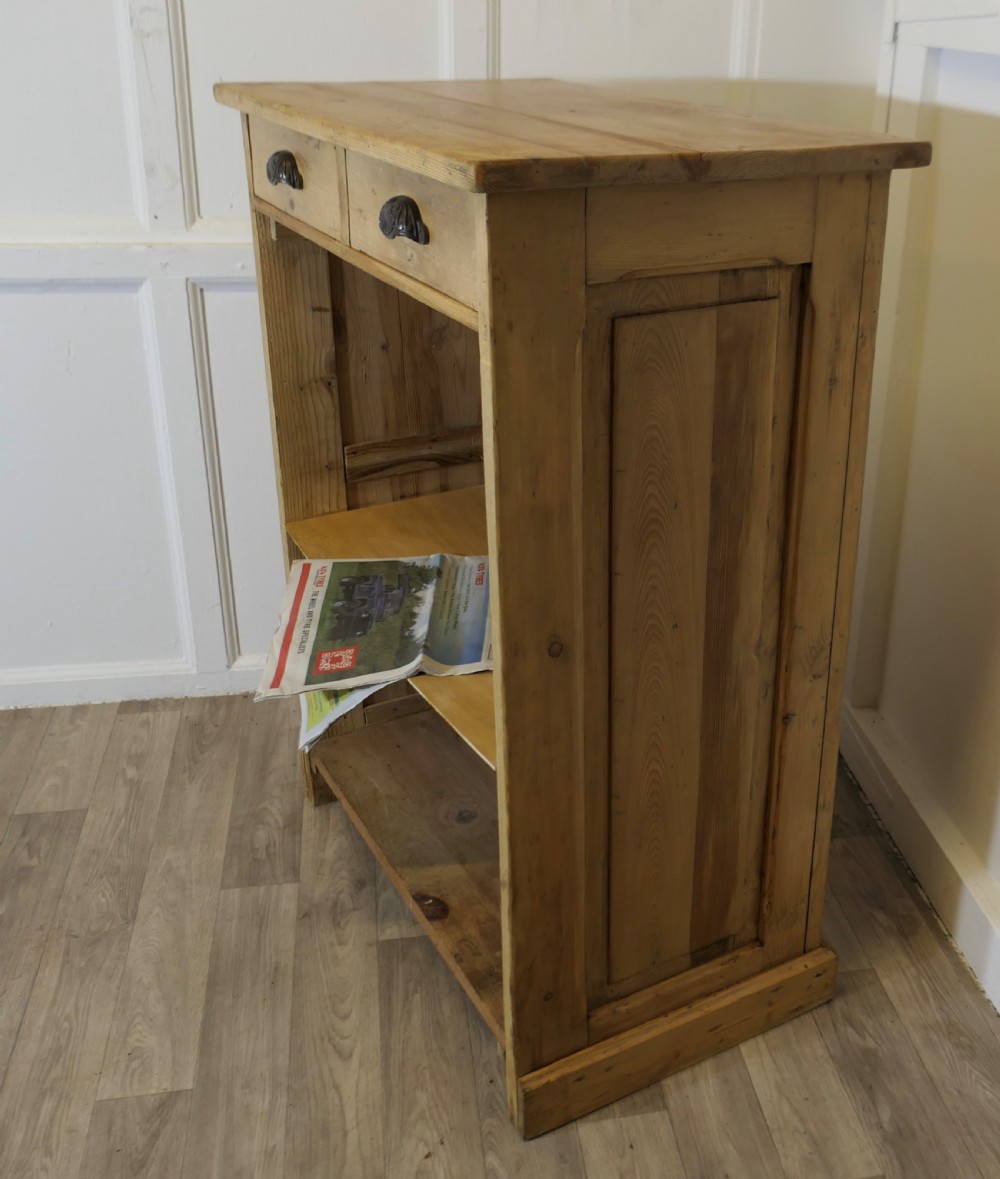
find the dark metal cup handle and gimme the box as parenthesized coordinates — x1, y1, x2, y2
(378, 195, 429, 245)
(265, 150, 303, 190)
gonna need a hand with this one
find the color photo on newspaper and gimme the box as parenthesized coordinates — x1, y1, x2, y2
(257, 554, 491, 700)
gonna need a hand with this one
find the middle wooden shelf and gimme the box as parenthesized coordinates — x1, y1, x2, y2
(287, 484, 497, 765)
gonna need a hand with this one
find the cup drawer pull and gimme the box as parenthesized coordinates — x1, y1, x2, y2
(265, 150, 304, 190)
(378, 195, 429, 245)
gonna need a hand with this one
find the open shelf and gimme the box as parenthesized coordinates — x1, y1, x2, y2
(309, 708, 503, 1040)
(287, 485, 488, 560)
(408, 672, 496, 767)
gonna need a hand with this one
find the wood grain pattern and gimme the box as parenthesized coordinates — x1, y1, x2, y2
(407, 671, 496, 767)
(221, 697, 301, 889)
(379, 937, 486, 1179)
(99, 695, 248, 1100)
(0, 707, 52, 834)
(79, 1092, 192, 1179)
(310, 711, 503, 1039)
(467, 1010, 588, 1178)
(347, 151, 480, 308)
(740, 1013, 881, 1179)
(3, 701, 998, 1171)
(183, 883, 298, 1179)
(287, 484, 487, 559)
(814, 969, 984, 1179)
(284, 799, 384, 1178)
(761, 173, 873, 965)
(587, 177, 816, 282)
(248, 116, 346, 240)
(805, 171, 892, 951)
(330, 260, 483, 510)
(690, 298, 784, 956)
(250, 198, 346, 536)
(608, 306, 717, 984)
(663, 1050, 786, 1179)
(476, 187, 590, 1086)
(344, 423, 483, 483)
(0, 706, 179, 1179)
(15, 703, 117, 814)
(259, 197, 479, 330)
(216, 80, 931, 191)
(831, 835, 1000, 1176)
(576, 1105, 687, 1179)
(589, 945, 765, 1043)
(518, 948, 837, 1138)
(0, 809, 85, 1081)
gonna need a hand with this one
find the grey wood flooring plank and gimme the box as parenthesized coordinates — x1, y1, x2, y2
(741, 1011, 881, 1179)
(814, 968, 984, 1179)
(0, 809, 86, 1082)
(0, 707, 53, 835)
(0, 706, 180, 1179)
(183, 882, 298, 1179)
(98, 695, 249, 1099)
(830, 766, 880, 841)
(379, 936, 486, 1179)
(830, 836, 1000, 1175)
(375, 862, 423, 940)
(284, 799, 384, 1179)
(821, 891, 871, 973)
(221, 698, 301, 889)
(466, 1009, 587, 1179)
(16, 702, 118, 813)
(661, 1047, 786, 1179)
(78, 1091, 192, 1179)
(577, 1104, 686, 1179)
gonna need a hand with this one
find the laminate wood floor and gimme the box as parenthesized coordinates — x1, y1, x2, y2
(2, 696, 999, 1178)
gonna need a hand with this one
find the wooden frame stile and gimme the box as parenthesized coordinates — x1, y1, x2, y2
(760, 172, 881, 964)
(804, 171, 892, 949)
(243, 116, 354, 804)
(475, 188, 591, 1124)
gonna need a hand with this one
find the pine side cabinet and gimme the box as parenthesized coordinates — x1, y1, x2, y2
(216, 79, 930, 1136)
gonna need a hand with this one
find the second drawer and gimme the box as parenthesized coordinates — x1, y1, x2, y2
(347, 153, 478, 310)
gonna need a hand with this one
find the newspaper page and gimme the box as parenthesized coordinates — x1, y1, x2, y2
(257, 554, 491, 700)
(298, 685, 382, 751)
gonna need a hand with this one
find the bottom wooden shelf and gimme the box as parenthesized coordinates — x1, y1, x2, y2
(309, 707, 503, 1040)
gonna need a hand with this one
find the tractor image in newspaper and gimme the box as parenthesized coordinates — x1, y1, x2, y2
(328, 572, 410, 640)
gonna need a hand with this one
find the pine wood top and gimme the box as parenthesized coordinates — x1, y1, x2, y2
(215, 79, 931, 192)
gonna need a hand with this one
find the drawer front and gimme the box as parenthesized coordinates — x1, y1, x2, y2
(249, 117, 345, 240)
(346, 153, 478, 309)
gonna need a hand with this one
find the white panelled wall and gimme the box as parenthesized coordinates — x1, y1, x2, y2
(4, 3, 1000, 1000)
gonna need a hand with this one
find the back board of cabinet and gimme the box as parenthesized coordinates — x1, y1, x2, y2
(217, 78, 930, 1135)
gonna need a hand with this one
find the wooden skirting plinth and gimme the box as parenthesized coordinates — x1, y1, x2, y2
(517, 947, 837, 1137)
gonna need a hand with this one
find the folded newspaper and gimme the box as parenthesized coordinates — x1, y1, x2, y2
(258, 555, 492, 706)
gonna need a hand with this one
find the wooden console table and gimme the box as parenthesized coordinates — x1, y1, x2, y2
(215, 79, 930, 1136)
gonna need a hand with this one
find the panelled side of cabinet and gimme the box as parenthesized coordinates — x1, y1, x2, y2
(606, 291, 794, 993)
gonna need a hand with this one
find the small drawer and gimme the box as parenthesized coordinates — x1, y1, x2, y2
(346, 152, 478, 309)
(248, 117, 346, 241)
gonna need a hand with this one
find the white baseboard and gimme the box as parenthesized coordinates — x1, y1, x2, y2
(0, 656, 264, 709)
(841, 704, 1000, 1009)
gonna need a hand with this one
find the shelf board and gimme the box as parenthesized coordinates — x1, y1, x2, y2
(408, 672, 496, 768)
(287, 485, 488, 560)
(309, 709, 503, 1040)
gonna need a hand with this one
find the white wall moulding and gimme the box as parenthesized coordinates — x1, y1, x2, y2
(896, 0, 1000, 21)
(0, 659, 263, 710)
(842, 707, 1000, 1009)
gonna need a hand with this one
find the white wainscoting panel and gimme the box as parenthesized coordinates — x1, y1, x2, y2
(0, 283, 182, 670)
(0, 4, 137, 221)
